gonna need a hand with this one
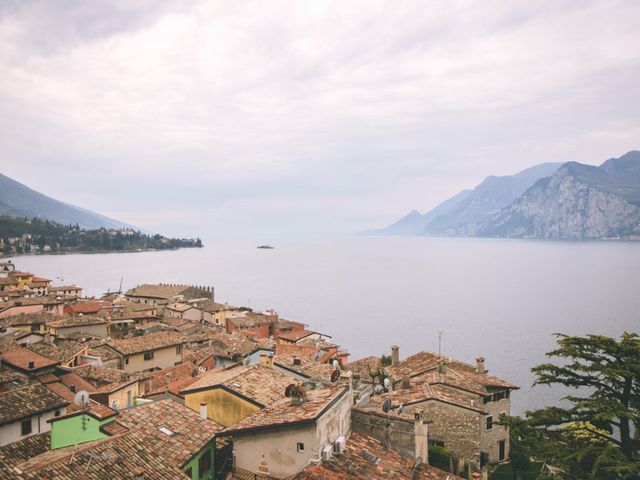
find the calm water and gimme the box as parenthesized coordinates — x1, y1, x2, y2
(8, 236, 640, 415)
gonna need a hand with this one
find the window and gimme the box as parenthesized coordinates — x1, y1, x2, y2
(54, 410, 61, 417)
(144, 351, 154, 361)
(125, 358, 129, 365)
(21, 418, 32, 436)
(486, 415, 493, 431)
(198, 450, 211, 476)
(176, 345, 182, 354)
(297, 442, 305, 453)
(174, 361, 182, 366)
(498, 440, 506, 461)
(428, 439, 445, 447)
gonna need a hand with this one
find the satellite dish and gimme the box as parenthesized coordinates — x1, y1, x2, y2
(331, 369, 341, 383)
(382, 398, 392, 413)
(74, 390, 90, 408)
(332, 360, 340, 370)
(397, 403, 404, 415)
(383, 378, 391, 391)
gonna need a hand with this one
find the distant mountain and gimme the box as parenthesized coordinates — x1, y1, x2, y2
(0, 173, 134, 230)
(475, 151, 640, 239)
(423, 162, 563, 235)
(370, 162, 562, 236)
(366, 189, 471, 236)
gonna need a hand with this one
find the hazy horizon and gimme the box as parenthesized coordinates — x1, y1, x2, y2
(1, 1, 639, 238)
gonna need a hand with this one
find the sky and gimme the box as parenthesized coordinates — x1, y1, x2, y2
(1, 0, 639, 239)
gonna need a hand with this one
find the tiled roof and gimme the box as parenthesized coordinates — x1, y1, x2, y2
(182, 364, 293, 407)
(107, 331, 186, 355)
(0, 313, 58, 327)
(0, 432, 51, 470)
(50, 285, 81, 291)
(27, 343, 87, 364)
(51, 399, 116, 421)
(274, 354, 335, 381)
(277, 329, 317, 343)
(0, 382, 68, 425)
(72, 365, 147, 386)
(125, 284, 191, 299)
(64, 302, 103, 314)
(11, 400, 223, 480)
(47, 316, 106, 328)
(192, 299, 239, 313)
(91, 377, 140, 394)
(387, 350, 517, 391)
(1, 348, 59, 372)
(345, 356, 382, 380)
(146, 362, 198, 392)
(363, 382, 486, 414)
(222, 384, 348, 436)
(296, 432, 464, 480)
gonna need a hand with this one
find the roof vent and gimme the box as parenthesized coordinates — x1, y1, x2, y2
(293, 357, 301, 366)
(158, 426, 175, 437)
(362, 450, 379, 464)
(28, 361, 35, 369)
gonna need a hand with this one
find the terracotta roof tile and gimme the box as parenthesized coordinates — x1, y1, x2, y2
(107, 331, 186, 355)
(0, 383, 67, 425)
(274, 354, 335, 381)
(222, 384, 349, 436)
(1, 348, 59, 372)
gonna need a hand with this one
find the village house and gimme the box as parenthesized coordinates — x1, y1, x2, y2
(27, 342, 91, 369)
(181, 363, 293, 427)
(220, 384, 352, 479)
(1, 399, 223, 480)
(48, 285, 82, 300)
(125, 283, 213, 310)
(0, 298, 63, 320)
(46, 316, 107, 339)
(105, 331, 186, 372)
(1, 348, 60, 378)
(89, 377, 140, 410)
(0, 328, 44, 347)
(294, 429, 464, 480)
(273, 353, 336, 382)
(0, 382, 68, 446)
(373, 347, 518, 469)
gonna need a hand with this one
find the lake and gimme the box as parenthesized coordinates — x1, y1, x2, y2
(8, 236, 640, 415)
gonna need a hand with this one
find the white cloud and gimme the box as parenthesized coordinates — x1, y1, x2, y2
(1, 0, 639, 236)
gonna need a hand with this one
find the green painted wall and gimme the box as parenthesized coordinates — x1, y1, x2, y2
(50, 413, 112, 449)
(183, 440, 215, 480)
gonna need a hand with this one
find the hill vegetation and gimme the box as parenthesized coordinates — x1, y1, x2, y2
(0, 216, 203, 256)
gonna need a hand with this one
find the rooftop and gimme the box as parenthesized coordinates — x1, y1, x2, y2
(182, 364, 293, 407)
(0, 382, 68, 426)
(274, 354, 335, 381)
(221, 384, 348, 436)
(47, 316, 107, 328)
(27, 343, 87, 364)
(297, 432, 464, 480)
(1, 348, 60, 372)
(107, 331, 186, 355)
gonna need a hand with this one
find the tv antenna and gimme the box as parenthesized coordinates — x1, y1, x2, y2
(438, 331, 443, 357)
(74, 390, 90, 409)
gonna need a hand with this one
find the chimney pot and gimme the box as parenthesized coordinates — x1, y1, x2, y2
(391, 345, 399, 366)
(199, 402, 207, 420)
(476, 357, 486, 374)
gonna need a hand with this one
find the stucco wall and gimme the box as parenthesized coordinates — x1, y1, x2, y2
(351, 409, 415, 458)
(232, 389, 351, 479)
(108, 381, 140, 410)
(52, 323, 107, 338)
(0, 407, 67, 446)
(122, 346, 182, 372)
(50, 414, 110, 449)
(184, 388, 260, 427)
(479, 396, 511, 463)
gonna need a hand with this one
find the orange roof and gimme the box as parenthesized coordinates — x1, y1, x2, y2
(1, 348, 59, 372)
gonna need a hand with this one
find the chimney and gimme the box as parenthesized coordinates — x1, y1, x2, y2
(414, 409, 429, 465)
(437, 360, 446, 375)
(391, 345, 399, 366)
(259, 353, 273, 368)
(476, 357, 486, 374)
(210, 286, 215, 302)
(401, 374, 411, 390)
(293, 356, 301, 366)
(199, 402, 207, 420)
(28, 361, 35, 369)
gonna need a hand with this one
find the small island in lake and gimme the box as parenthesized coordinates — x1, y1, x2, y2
(0, 216, 203, 257)
(257, 245, 275, 249)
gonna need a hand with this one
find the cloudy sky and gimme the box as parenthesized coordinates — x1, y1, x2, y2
(1, 0, 639, 238)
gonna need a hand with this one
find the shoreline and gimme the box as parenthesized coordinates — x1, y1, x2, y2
(0, 246, 203, 259)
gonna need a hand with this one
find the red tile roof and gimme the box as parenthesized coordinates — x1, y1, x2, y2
(1, 348, 59, 372)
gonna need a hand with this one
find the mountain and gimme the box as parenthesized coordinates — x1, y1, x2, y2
(423, 162, 563, 235)
(475, 151, 640, 239)
(0, 173, 134, 230)
(367, 189, 471, 235)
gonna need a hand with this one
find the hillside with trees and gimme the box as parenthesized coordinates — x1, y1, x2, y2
(0, 216, 203, 256)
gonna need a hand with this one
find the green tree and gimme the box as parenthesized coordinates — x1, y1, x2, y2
(510, 333, 640, 479)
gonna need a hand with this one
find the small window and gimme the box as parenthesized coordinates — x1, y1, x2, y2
(144, 351, 154, 361)
(297, 442, 305, 453)
(125, 358, 129, 365)
(55, 410, 61, 417)
(486, 415, 493, 431)
(21, 418, 32, 436)
(174, 361, 182, 366)
(176, 345, 182, 354)
(498, 440, 506, 461)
